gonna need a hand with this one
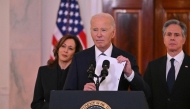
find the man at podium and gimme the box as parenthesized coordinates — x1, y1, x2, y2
(64, 13, 150, 99)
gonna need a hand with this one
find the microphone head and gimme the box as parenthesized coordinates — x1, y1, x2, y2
(102, 60, 110, 68)
(87, 60, 96, 83)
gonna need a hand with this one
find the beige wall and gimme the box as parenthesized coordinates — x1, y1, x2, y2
(0, 0, 102, 109)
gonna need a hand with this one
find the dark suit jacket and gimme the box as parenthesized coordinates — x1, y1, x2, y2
(64, 45, 150, 98)
(31, 65, 69, 109)
(144, 54, 190, 109)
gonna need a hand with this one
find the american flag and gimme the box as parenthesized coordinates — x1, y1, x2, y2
(50, 0, 87, 59)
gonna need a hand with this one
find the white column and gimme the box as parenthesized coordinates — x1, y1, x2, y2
(0, 0, 10, 109)
(9, 0, 42, 109)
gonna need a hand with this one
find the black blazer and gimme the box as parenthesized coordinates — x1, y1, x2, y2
(144, 54, 190, 109)
(64, 45, 150, 98)
(31, 65, 69, 109)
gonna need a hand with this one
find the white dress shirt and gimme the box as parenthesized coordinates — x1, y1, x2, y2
(166, 50, 184, 80)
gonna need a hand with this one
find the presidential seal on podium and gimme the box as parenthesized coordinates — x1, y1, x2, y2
(80, 100, 111, 109)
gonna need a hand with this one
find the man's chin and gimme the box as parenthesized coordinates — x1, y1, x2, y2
(168, 49, 177, 53)
(95, 44, 104, 48)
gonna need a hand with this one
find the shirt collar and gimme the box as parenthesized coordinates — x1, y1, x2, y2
(95, 44, 113, 59)
(167, 50, 184, 63)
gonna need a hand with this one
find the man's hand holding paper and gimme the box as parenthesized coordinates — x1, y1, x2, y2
(95, 55, 126, 91)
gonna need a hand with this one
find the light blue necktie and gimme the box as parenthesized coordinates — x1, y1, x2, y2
(100, 52, 106, 56)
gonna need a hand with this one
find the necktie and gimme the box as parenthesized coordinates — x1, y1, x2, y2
(167, 58, 175, 93)
(100, 52, 106, 56)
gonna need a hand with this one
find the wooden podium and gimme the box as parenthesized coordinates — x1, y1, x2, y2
(49, 90, 149, 109)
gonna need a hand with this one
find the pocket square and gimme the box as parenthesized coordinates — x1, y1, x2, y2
(185, 66, 188, 68)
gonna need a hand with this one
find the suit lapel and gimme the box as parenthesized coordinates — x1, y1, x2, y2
(86, 46, 96, 62)
(111, 45, 120, 58)
(171, 54, 190, 94)
(159, 56, 169, 93)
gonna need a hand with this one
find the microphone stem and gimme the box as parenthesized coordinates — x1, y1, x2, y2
(96, 77, 100, 91)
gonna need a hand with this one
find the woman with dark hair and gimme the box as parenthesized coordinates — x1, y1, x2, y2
(31, 35, 83, 109)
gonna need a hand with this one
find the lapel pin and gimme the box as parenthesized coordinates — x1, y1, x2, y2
(185, 66, 188, 68)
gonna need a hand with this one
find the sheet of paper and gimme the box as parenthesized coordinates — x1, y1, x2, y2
(94, 55, 126, 91)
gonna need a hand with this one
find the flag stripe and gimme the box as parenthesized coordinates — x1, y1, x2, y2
(78, 30, 87, 48)
(52, 35, 58, 46)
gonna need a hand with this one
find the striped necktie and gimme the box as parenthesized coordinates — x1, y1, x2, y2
(100, 52, 106, 56)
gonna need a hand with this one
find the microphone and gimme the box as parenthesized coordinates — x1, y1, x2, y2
(87, 60, 96, 82)
(100, 60, 110, 83)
